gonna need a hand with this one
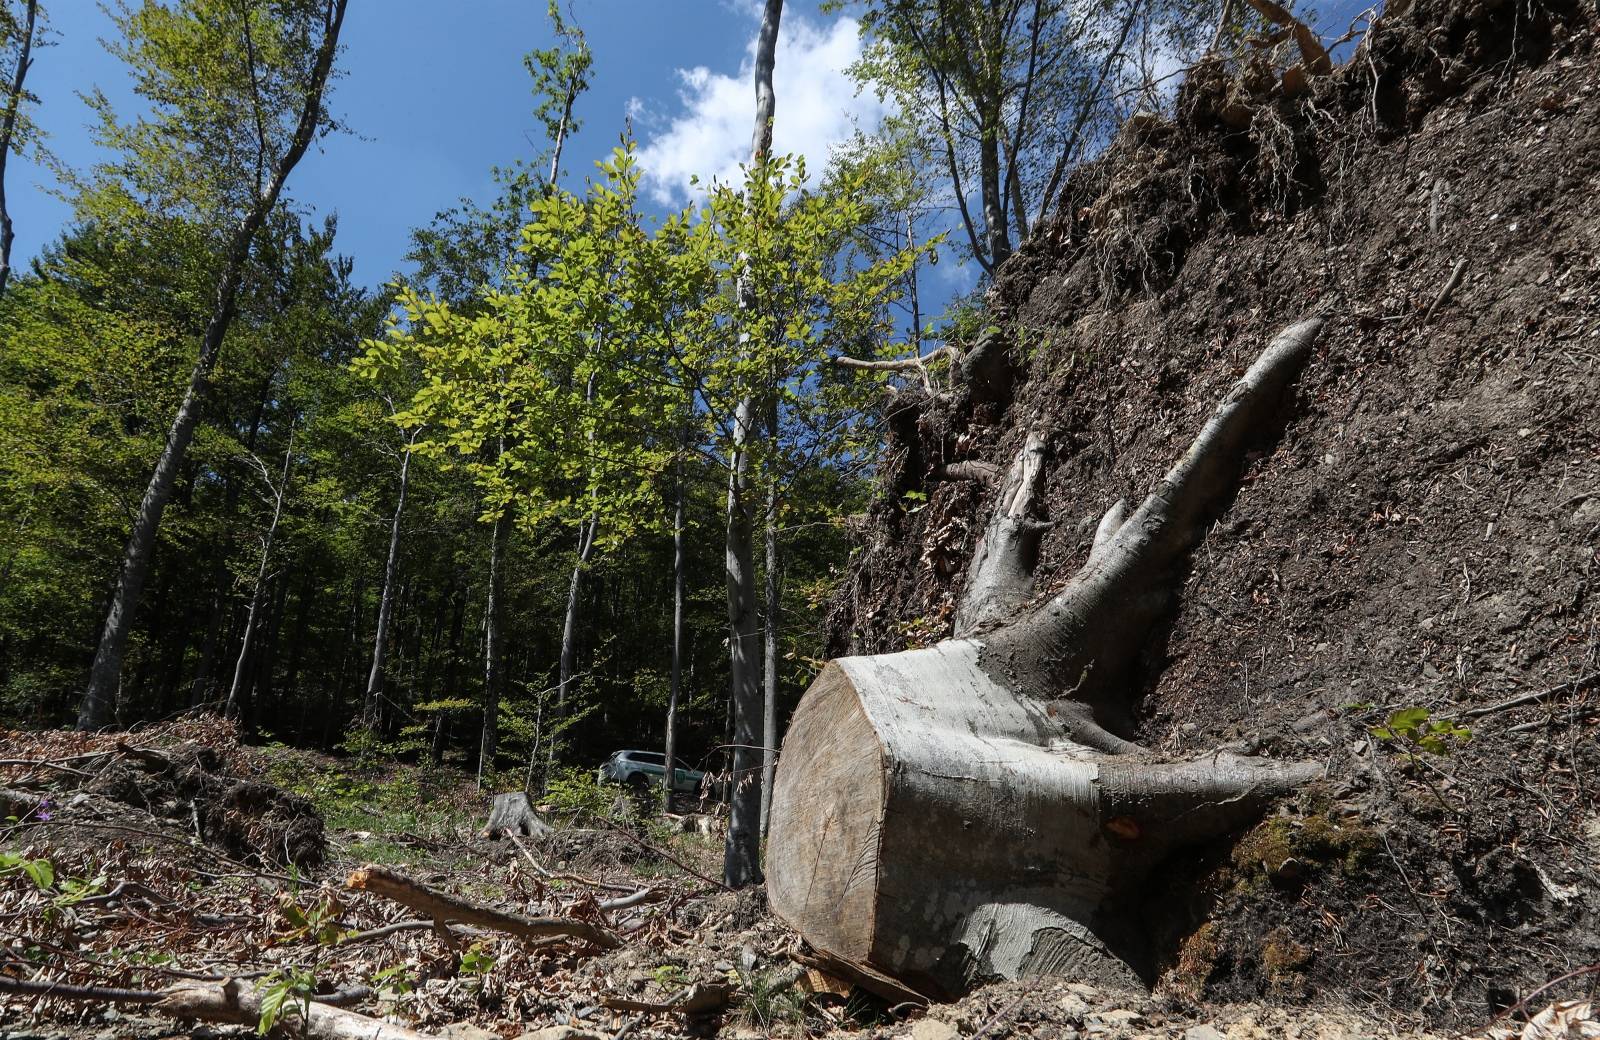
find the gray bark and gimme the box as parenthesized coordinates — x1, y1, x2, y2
(0, 0, 39, 299)
(759, 450, 779, 836)
(954, 429, 1050, 635)
(362, 430, 418, 729)
(477, 509, 507, 787)
(768, 317, 1327, 995)
(79, 0, 349, 730)
(722, 0, 784, 890)
(663, 448, 685, 814)
(224, 427, 295, 718)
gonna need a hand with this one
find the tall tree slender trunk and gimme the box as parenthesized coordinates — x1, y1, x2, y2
(191, 374, 275, 706)
(543, 372, 599, 787)
(979, 104, 1010, 271)
(225, 428, 295, 718)
(432, 584, 466, 766)
(362, 431, 418, 729)
(477, 509, 507, 788)
(722, 0, 784, 889)
(78, 0, 349, 729)
(0, 0, 39, 300)
(759, 406, 780, 836)
(663, 447, 686, 813)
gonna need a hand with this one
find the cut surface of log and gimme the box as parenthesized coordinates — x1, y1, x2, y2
(767, 642, 1316, 995)
(768, 318, 1327, 997)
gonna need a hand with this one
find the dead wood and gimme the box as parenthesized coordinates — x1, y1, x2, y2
(1421, 258, 1468, 324)
(936, 460, 1001, 483)
(769, 318, 1327, 995)
(1457, 671, 1599, 719)
(1241, 0, 1333, 73)
(954, 429, 1051, 635)
(346, 864, 621, 948)
(0, 977, 431, 1040)
(788, 948, 931, 1007)
(601, 981, 736, 1016)
(482, 791, 554, 839)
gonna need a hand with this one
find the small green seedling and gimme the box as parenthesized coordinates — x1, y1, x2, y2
(256, 967, 316, 1035)
(1370, 707, 1472, 755)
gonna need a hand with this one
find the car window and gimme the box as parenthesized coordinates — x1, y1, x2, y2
(636, 753, 666, 766)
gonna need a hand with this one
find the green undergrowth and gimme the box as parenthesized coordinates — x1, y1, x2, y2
(261, 745, 481, 868)
(259, 746, 720, 882)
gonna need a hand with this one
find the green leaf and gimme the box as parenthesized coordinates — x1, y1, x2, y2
(1386, 707, 1431, 734)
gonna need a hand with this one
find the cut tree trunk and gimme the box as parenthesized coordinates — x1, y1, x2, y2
(768, 318, 1326, 997)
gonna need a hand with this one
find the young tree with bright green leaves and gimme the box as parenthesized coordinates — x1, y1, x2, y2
(359, 145, 692, 784)
(77, 0, 349, 730)
(406, 1, 591, 304)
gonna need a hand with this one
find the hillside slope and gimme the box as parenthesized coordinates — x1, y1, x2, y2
(825, 0, 1600, 1022)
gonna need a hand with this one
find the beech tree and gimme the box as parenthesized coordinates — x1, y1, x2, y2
(769, 318, 1327, 993)
(0, 0, 42, 299)
(358, 147, 687, 782)
(77, 0, 349, 730)
(844, 0, 1211, 275)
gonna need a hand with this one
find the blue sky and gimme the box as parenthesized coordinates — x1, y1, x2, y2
(9, 1, 1368, 307)
(8, 0, 890, 291)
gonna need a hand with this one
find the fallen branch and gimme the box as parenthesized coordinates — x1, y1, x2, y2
(346, 864, 621, 949)
(789, 948, 930, 1008)
(333, 918, 482, 946)
(0, 977, 423, 1040)
(508, 834, 638, 894)
(601, 981, 736, 1016)
(596, 823, 731, 892)
(1458, 672, 1597, 719)
(1421, 258, 1468, 325)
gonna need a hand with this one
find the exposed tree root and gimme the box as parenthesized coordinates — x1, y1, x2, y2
(769, 318, 1328, 997)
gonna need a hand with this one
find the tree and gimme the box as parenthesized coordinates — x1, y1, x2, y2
(77, 0, 350, 730)
(768, 318, 1326, 995)
(844, 0, 1211, 275)
(0, 0, 42, 299)
(360, 145, 685, 782)
(720, 0, 784, 891)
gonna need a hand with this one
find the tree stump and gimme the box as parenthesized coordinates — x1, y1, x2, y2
(768, 318, 1327, 996)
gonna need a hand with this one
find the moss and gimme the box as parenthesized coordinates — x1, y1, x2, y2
(1169, 920, 1220, 1000)
(1231, 810, 1379, 881)
(1260, 925, 1312, 997)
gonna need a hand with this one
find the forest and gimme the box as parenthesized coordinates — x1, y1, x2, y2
(2, 0, 1598, 1039)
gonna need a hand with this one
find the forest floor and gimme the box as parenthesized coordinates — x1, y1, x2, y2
(0, 721, 1587, 1040)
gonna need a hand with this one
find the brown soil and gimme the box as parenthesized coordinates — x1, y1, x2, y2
(825, 0, 1600, 1026)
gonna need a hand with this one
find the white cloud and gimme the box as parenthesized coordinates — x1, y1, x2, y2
(633, 13, 889, 206)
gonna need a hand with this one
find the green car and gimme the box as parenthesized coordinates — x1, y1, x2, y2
(598, 750, 704, 793)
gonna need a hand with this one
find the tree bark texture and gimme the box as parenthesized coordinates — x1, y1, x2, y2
(721, 0, 784, 889)
(79, 0, 349, 729)
(768, 318, 1326, 996)
(663, 449, 686, 813)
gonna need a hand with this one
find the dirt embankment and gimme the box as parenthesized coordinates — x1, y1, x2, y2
(827, 0, 1600, 1023)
